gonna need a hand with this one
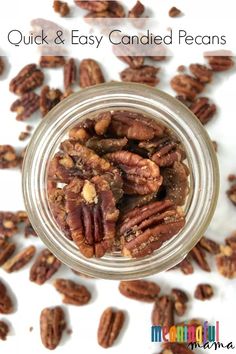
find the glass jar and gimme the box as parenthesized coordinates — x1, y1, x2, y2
(22, 82, 219, 280)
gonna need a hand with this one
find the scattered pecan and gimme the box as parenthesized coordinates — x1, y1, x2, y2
(97, 307, 125, 348)
(115, 50, 144, 69)
(168, 6, 182, 17)
(40, 86, 62, 117)
(190, 244, 210, 272)
(0, 239, 16, 265)
(18, 131, 30, 141)
(0, 145, 19, 169)
(120, 65, 159, 86)
(53, 279, 91, 305)
(53, 0, 70, 16)
(189, 64, 213, 83)
(79, 59, 105, 88)
(177, 65, 186, 73)
(205, 54, 234, 71)
(194, 284, 214, 300)
(9, 64, 44, 95)
(176, 256, 194, 275)
(128, 1, 145, 18)
(74, 0, 109, 12)
(0, 320, 9, 340)
(119, 280, 160, 302)
(171, 288, 188, 316)
(190, 97, 216, 125)
(64, 58, 77, 89)
(152, 295, 174, 327)
(170, 74, 204, 101)
(199, 236, 220, 254)
(0, 212, 18, 238)
(16, 210, 28, 223)
(40, 56, 65, 68)
(30, 249, 61, 285)
(216, 245, 236, 278)
(11, 92, 40, 121)
(3, 245, 36, 273)
(119, 200, 185, 258)
(86, 137, 128, 154)
(0, 57, 5, 76)
(161, 343, 194, 354)
(40, 306, 66, 350)
(0, 280, 14, 314)
(65, 176, 119, 258)
(227, 183, 236, 206)
(226, 233, 236, 250)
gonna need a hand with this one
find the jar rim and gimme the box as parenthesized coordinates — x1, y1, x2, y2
(22, 82, 219, 280)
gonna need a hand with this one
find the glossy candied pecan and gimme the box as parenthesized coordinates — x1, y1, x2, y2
(171, 288, 188, 316)
(105, 150, 162, 195)
(0, 320, 9, 340)
(40, 86, 63, 117)
(147, 137, 184, 167)
(161, 342, 194, 354)
(65, 176, 119, 258)
(189, 64, 213, 83)
(10, 92, 40, 121)
(120, 65, 159, 86)
(168, 6, 182, 17)
(40, 56, 65, 68)
(3, 245, 36, 273)
(194, 284, 214, 300)
(152, 295, 174, 327)
(0, 212, 18, 237)
(0, 280, 14, 314)
(0, 239, 16, 265)
(227, 183, 236, 205)
(119, 280, 160, 302)
(205, 54, 234, 71)
(97, 307, 125, 348)
(128, 1, 145, 18)
(40, 306, 66, 350)
(30, 249, 61, 285)
(86, 137, 128, 154)
(190, 244, 210, 272)
(94, 111, 111, 135)
(199, 236, 220, 254)
(53, 279, 91, 305)
(9, 64, 44, 95)
(119, 200, 185, 258)
(170, 74, 204, 101)
(64, 58, 77, 89)
(0, 57, 5, 75)
(216, 245, 236, 278)
(74, 0, 109, 12)
(48, 151, 79, 183)
(190, 97, 216, 125)
(79, 59, 105, 88)
(53, 1, 70, 16)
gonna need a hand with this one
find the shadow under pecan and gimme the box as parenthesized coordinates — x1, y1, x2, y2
(0, 212, 18, 238)
(79, 59, 105, 88)
(97, 307, 125, 348)
(119, 280, 160, 302)
(9, 64, 44, 95)
(0, 239, 16, 266)
(170, 74, 205, 101)
(105, 150, 162, 195)
(120, 65, 160, 86)
(40, 86, 63, 117)
(0, 280, 14, 314)
(53, 279, 91, 305)
(11, 92, 40, 121)
(152, 295, 174, 327)
(0, 145, 19, 169)
(30, 249, 61, 285)
(118, 199, 185, 257)
(65, 176, 119, 258)
(40, 306, 66, 350)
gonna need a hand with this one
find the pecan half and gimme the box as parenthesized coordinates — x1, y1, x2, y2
(3, 245, 36, 273)
(194, 284, 214, 300)
(161, 343, 194, 354)
(86, 137, 128, 154)
(74, 0, 109, 12)
(190, 244, 210, 272)
(173, 256, 194, 275)
(152, 295, 174, 327)
(168, 6, 182, 17)
(40, 86, 62, 117)
(227, 183, 236, 206)
(94, 112, 112, 135)
(97, 307, 125, 348)
(0, 145, 19, 169)
(119, 280, 160, 302)
(171, 288, 188, 316)
(40, 306, 66, 350)
(0, 212, 18, 237)
(79, 59, 105, 88)
(189, 64, 213, 83)
(11, 92, 40, 121)
(199, 236, 220, 254)
(9, 64, 44, 95)
(216, 245, 236, 278)
(64, 58, 77, 89)
(0, 320, 9, 340)
(0, 280, 14, 314)
(107, 1, 125, 17)
(53, 279, 91, 305)
(40, 56, 65, 68)
(65, 176, 119, 258)
(53, 1, 70, 16)
(116, 53, 144, 69)
(0, 57, 5, 76)
(190, 97, 216, 125)
(118, 200, 185, 258)
(205, 54, 234, 71)
(128, 1, 145, 18)
(147, 137, 185, 167)
(170, 74, 204, 101)
(30, 249, 61, 285)
(105, 151, 162, 195)
(0, 239, 16, 265)
(120, 65, 159, 86)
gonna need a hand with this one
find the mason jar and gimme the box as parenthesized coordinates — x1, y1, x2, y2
(22, 82, 219, 280)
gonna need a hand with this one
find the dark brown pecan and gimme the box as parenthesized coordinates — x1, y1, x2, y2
(128, 1, 145, 18)
(79, 59, 105, 88)
(216, 245, 236, 278)
(48, 151, 78, 183)
(227, 183, 236, 205)
(64, 58, 76, 89)
(0, 212, 18, 237)
(9, 64, 44, 95)
(53, 279, 91, 305)
(74, 0, 109, 12)
(119, 280, 160, 302)
(105, 151, 162, 195)
(120, 65, 159, 86)
(189, 64, 213, 83)
(170, 74, 204, 101)
(97, 307, 125, 348)
(0, 146, 19, 169)
(0, 57, 5, 76)
(226, 233, 236, 250)
(171, 288, 188, 316)
(65, 176, 119, 258)
(40, 86, 62, 117)
(10, 92, 40, 121)
(40, 56, 65, 68)
(40, 306, 66, 350)
(205, 54, 234, 72)
(119, 200, 185, 258)
(152, 295, 174, 327)
(190, 97, 216, 125)
(0, 280, 14, 314)
(30, 249, 61, 285)
(0, 320, 9, 340)
(3, 245, 36, 273)
(86, 137, 128, 154)
(199, 236, 220, 254)
(168, 6, 182, 17)
(147, 137, 184, 167)
(0, 239, 16, 265)
(194, 284, 214, 300)
(190, 244, 210, 272)
(161, 343, 194, 354)
(53, 0, 70, 16)
(174, 256, 194, 275)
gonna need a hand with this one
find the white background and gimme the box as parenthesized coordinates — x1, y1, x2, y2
(0, 1, 236, 353)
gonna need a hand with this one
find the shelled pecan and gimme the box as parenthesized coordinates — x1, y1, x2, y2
(0, 145, 19, 169)
(189, 97, 216, 125)
(0, 320, 9, 340)
(128, 1, 145, 18)
(147, 137, 184, 167)
(120, 65, 159, 86)
(53, 1, 70, 16)
(189, 64, 213, 83)
(116, 53, 144, 69)
(40, 306, 66, 350)
(30, 249, 61, 285)
(205, 54, 234, 71)
(40, 86, 62, 117)
(3, 245, 36, 273)
(9, 64, 44, 95)
(79, 59, 105, 88)
(39, 56, 65, 68)
(170, 74, 204, 101)
(64, 58, 77, 89)
(0, 239, 16, 265)
(216, 245, 236, 278)
(174, 256, 194, 275)
(97, 307, 125, 348)
(0, 212, 18, 238)
(152, 295, 174, 327)
(53, 279, 91, 305)
(190, 244, 210, 272)
(74, 1, 109, 12)
(107, 1, 125, 17)
(171, 288, 188, 316)
(11, 92, 40, 121)
(119, 280, 160, 302)
(199, 236, 220, 254)
(168, 7, 182, 17)
(0, 280, 14, 314)
(194, 284, 214, 300)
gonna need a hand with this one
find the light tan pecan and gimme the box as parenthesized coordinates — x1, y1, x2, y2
(216, 245, 236, 278)
(0, 239, 16, 266)
(0, 280, 14, 314)
(30, 249, 61, 285)
(53, 279, 91, 305)
(9, 64, 44, 95)
(119, 280, 160, 302)
(40, 306, 66, 350)
(152, 295, 174, 327)
(11, 92, 40, 121)
(79, 59, 105, 88)
(3, 245, 36, 273)
(97, 307, 125, 348)
(0, 146, 19, 170)
(39, 56, 65, 68)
